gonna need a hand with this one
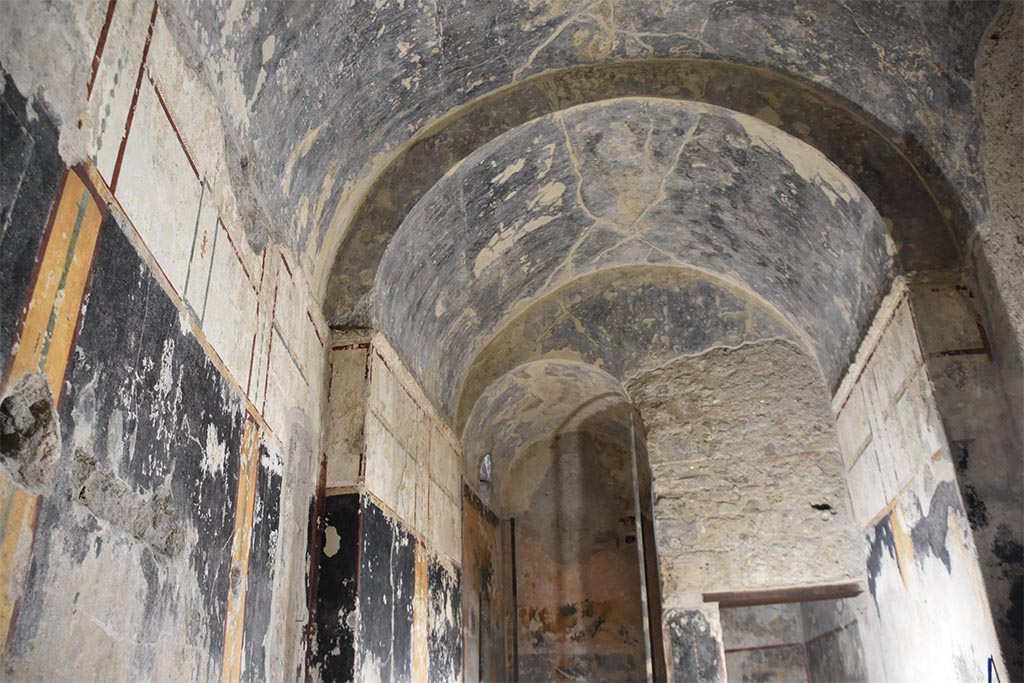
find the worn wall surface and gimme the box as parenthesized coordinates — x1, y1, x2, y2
(800, 597, 867, 682)
(0, 166, 292, 680)
(455, 265, 794, 434)
(98, 0, 995, 304)
(457, 356, 649, 681)
(721, 604, 809, 683)
(628, 340, 862, 602)
(663, 605, 726, 683)
(907, 275, 1023, 679)
(508, 429, 647, 683)
(2, 2, 1020, 682)
(833, 283, 1007, 682)
(974, 2, 1024, 446)
(0, 1, 328, 676)
(461, 485, 510, 683)
(720, 598, 866, 683)
(515, 516, 646, 683)
(311, 493, 359, 681)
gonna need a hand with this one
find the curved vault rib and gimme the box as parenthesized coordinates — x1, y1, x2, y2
(452, 263, 803, 435)
(374, 97, 892, 425)
(324, 59, 964, 320)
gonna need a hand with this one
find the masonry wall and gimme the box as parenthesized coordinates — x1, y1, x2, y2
(0, 1, 328, 677)
(833, 283, 1007, 682)
(628, 340, 862, 599)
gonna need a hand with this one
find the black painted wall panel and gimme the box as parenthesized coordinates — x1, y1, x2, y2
(0, 68, 62, 367)
(2, 197, 282, 680)
(313, 492, 359, 682)
(428, 556, 462, 683)
(243, 441, 285, 682)
(356, 496, 416, 682)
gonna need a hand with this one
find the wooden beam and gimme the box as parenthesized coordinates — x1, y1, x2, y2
(703, 582, 863, 608)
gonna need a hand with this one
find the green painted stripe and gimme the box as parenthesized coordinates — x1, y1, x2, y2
(37, 188, 90, 369)
(199, 211, 220, 327)
(0, 490, 16, 551)
(182, 179, 206, 310)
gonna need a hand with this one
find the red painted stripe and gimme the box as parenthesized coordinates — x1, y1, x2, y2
(87, 0, 119, 98)
(246, 330, 258, 396)
(110, 0, 157, 194)
(724, 640, 805, 654)
(306, 311, 324, 348)
(331, 342, 371, 352)
(151, 79, 199, 180)
(805, 619, 858, 645)
(218, 218, 253, 283)
(260, 287, 278, 414)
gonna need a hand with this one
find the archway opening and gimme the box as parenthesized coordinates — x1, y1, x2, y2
(462, 360, 665, 682)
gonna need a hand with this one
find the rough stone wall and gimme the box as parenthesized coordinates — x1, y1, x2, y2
(628, 340, 862, 603)
(832, 282, 1007, 682)
(0, 2, 328, 677)
(974, 1, 1024, 445)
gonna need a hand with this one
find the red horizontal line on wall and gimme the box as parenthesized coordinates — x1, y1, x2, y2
(724, 640, 806, 654)
(805, 619, 858, 645)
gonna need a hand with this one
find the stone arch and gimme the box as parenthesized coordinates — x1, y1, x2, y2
(325, 59, 965, 324)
